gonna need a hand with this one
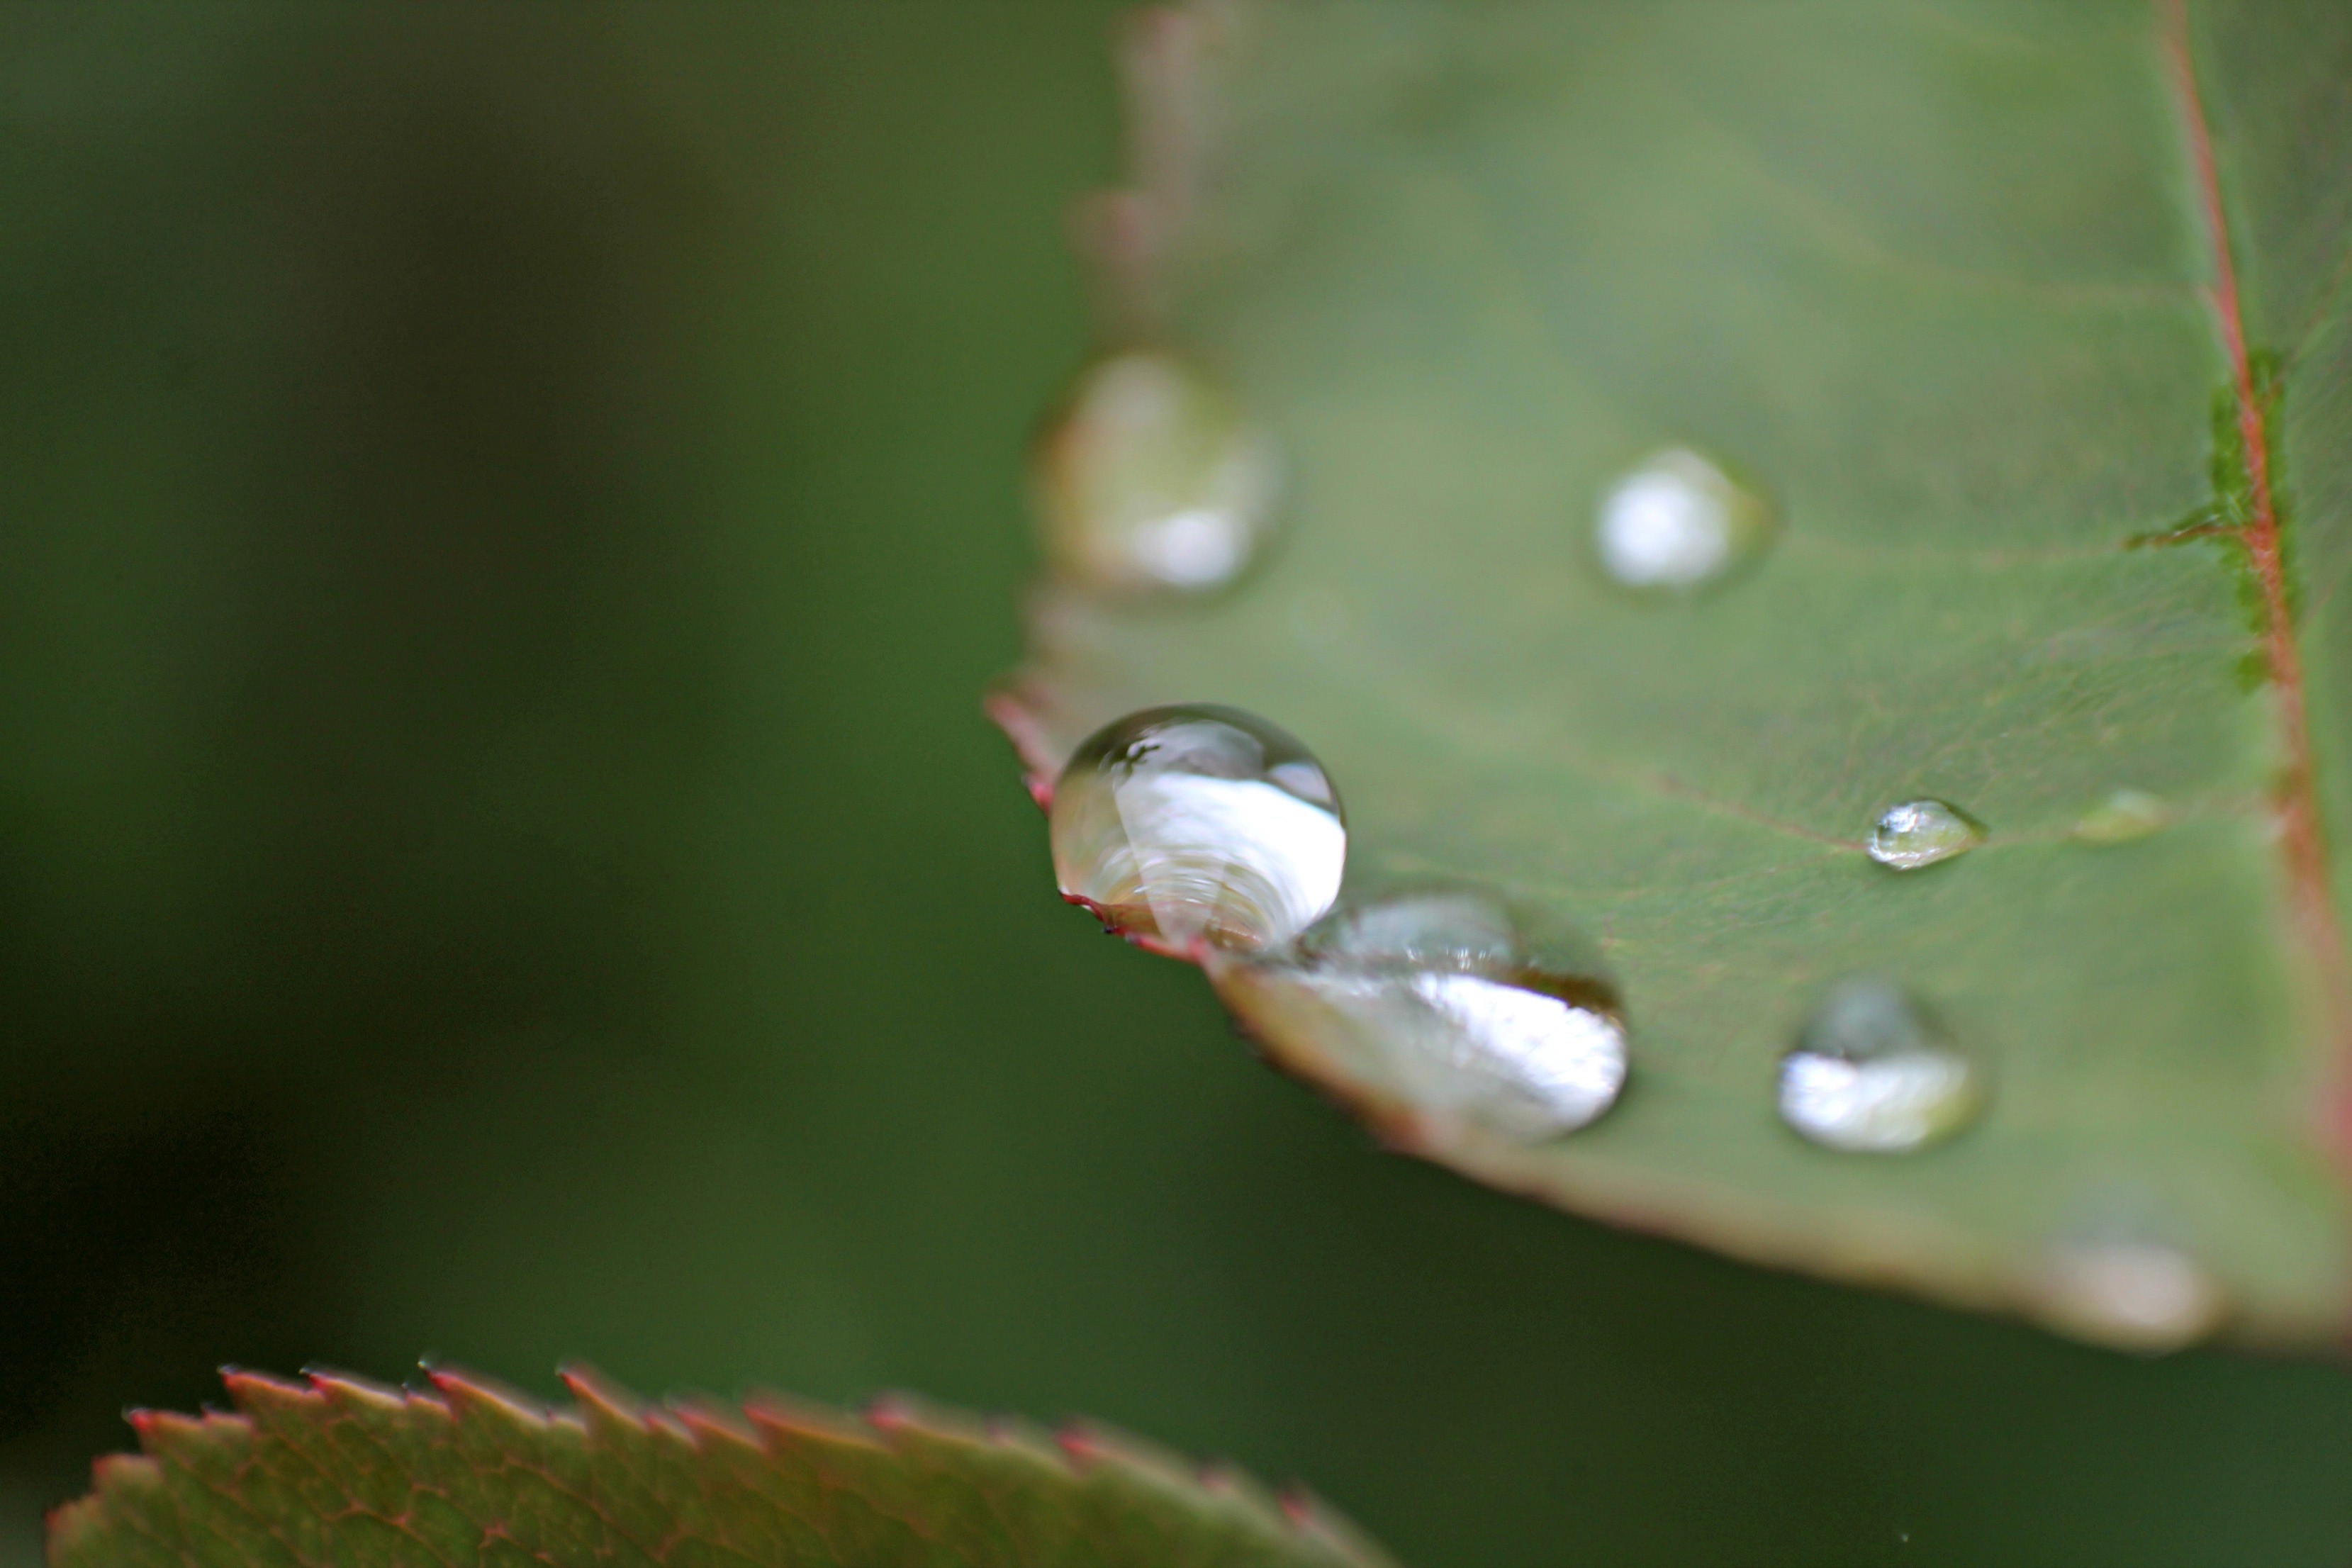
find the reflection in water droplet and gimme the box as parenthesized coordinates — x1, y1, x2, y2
(1866, 799, 1982, 870)
(1050, 705, 1343, 953)
(2072, 788, 2171, 844)
(1593, 447, 1775, 592)
(1267, 889, 1627, 1140)
(1031, 351, 1280, 594)
(1777, 978, 1980, 1153)
(2032, 1239, 2224, 1353)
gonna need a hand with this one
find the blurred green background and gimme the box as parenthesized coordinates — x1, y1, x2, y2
(6, 5, 2352, 1564)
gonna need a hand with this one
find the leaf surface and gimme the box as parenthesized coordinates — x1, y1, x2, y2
(1000, 0, 2352, 1343)
(47, 1367, 1391, 1568)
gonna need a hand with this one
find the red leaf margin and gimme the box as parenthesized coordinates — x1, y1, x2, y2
(48, 1365, 1397, 1568)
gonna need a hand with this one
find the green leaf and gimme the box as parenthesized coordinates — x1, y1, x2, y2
(47, 1367, 1393, 1568)
(998, 0, 2352, 1347)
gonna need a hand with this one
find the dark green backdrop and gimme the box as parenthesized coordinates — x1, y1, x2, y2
(3, 5, 2349, 1564)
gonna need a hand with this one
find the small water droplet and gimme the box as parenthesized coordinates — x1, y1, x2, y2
(2072, 788, 2171, 844)
(1050, 705, 1343, 953)
(2032, 1238, 2224, 1353)
(1777, 978, 1981, 1153)
(1866, 799, 1983, 870)
(1032, 350, 1280, 594)
(1270, 889, 1627, 1140)
(1593, 447, 1776, 592)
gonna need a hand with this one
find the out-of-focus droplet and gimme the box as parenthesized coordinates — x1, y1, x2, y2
(2072, 789, 2171, 844)
(1260, 888, 1627, 1140)
(1032, 350, 1280, 594)
(2031, 1238, 2224, 1353)
(1776, 978, 1981, 1153)
(1866, 798, 1983, 870)
(1593, 447, 1775, 592)
(1049, 704, 1343, 952)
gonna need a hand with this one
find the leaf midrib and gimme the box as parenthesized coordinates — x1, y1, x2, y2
(2165, 0, 2352, 1126)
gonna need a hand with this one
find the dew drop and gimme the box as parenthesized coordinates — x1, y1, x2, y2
(1776, 978, 1981, 1153)
(1050, 705, 1343, 953)
(1266, 889, 1627, 1140)
(2071, 788, 2170, 844)
(2032, 1238, 2224, 1353)
(1866, 799, 1983, 870)
(1593, 447, 1776, 592)
(1031, 350, 1281, 595)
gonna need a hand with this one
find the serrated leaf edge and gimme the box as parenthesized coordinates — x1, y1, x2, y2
(49, 1365, 1397, 1568)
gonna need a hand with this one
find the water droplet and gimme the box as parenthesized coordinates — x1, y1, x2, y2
(1031, 350, 1280, 594)
(1593, 447, 1775, 592)
(2072, 788, 2170, 844)
(1050, 705, 1343, 953)
(1268, 889, 1627, 1140)
(1777, 978, 1981, 1153)
(2032, 1238, 2224, 1353)
(1866, 799, 1983, 870)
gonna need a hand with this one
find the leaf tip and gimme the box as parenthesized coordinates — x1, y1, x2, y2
(300, 1366, 407, 1411)
(671, 1396, 765, 1452)
(1055, 1418, 1190, 1484)
(862, 1391, 917, 1430)
(1197, 1458, 1282, 1511)
(984, 685, 1060, 809)
(556, 1363, 644, 1425)
(863, 1391, 993, 1446)
(425, 1365, 554, 1430)
(216, 1367, 315, 1421)
(742, 1389, 890, 1453)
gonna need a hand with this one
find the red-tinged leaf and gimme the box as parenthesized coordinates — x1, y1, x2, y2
(48, 1367, 1396, 1568)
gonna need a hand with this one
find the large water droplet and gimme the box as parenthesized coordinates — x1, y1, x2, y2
(1264, 889, 1627, 1140)
(2031, 1238, 2224, 1353)
(1593, 447, 1775, 592)
(1777, 978, 1981, 1153)
(1050, 705, 1343, 953)
(2072, 788, 2170, 844)
(1031, 350, 1280, 594)
(1866, 799, 1982, 870)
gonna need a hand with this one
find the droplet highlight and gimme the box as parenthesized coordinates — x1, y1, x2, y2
(2072, 789, 2170, 844)
(1266, 889, 1627, 1140)
(1050, 705, 1343, 953)
(1777, 978, 1981, 1153)
(2032, 1238, 2224, 1353)
(1593, 447, 1775, 592)
(1031, 350, 1280, 594)
(1866, 798, 1982, 870)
